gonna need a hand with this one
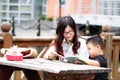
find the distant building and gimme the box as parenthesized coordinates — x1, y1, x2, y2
(46, 0, 120, 18)
(46, 0, 120, 35)
(0, 0, 46, 25)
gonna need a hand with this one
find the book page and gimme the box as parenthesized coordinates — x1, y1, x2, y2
(64, 56, 88, 65)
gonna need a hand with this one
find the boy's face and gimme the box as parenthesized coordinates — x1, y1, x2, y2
(87, 43, 99, 58)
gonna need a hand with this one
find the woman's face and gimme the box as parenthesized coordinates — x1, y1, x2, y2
(63, 25, 74, 42)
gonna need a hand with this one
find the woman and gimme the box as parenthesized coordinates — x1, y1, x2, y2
(44, 16, 89, 61)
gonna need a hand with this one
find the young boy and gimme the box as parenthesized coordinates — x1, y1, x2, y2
(86, 35, 108, 80)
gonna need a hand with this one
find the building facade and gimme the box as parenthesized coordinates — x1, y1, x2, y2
(46, 0, 120, 35)
(46, 0, 120, 18)
(0, 0, 45, 25)
(1, 0, 120, 27)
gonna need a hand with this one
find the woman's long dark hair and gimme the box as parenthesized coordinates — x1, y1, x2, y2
(54, 16, 80, 56)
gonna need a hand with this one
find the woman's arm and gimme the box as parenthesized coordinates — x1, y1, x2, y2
(43, 46, 57, 60)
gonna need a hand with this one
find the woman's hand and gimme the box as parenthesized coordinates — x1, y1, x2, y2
(48, 53, 57, 60)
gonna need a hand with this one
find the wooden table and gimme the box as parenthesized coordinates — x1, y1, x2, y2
(0, 57, 111, 80)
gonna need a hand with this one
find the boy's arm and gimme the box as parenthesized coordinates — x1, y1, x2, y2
(86, 59, 100, 67)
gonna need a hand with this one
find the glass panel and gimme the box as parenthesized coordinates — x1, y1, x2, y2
(98, 0, 109, 15)
(10, 0, 18, 3)
(2, 5, 7, 10)
(20, 6, 31, 11)
(104, 9, 107, 15)
(2, 12, 7, 17)
(9, 6, 18, 11)
(112, 9, 117, 15)
(0, 0, 7, 3)
(43, 0, 46, 4)
(20, 0, 31, 4)
(9, 13, 18, 17)
(20, 13, 31, 18)
(118, 2, 120, 8)
(20, 20, 27, 24)
(1, 19, 7, 22)
(118, 9, 120, 16)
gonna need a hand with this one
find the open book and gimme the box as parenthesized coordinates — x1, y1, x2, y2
(64, 56, 88, 65)
(52, 52, 88, 65)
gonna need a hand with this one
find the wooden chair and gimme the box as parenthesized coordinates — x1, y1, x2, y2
(19, 46, 50, 80)
(37, 47, 50, 58)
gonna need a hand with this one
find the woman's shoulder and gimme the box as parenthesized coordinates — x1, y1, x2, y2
(50, 40, 55, 46)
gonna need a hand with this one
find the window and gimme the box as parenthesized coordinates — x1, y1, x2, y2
(2, 5, 7, 10)
(2, 12, 7, 17)
(9, 6, 18, 11)
(98, 0, 120, 16)
(20, 0, 31, 4)
(9, 13, 18, 18)
(20, 6, 31, 12)
(0, 0, 7, 3)
(10, 0, 18, 3)
(1, 19, 7, 22)
(20, 13, 31, 18)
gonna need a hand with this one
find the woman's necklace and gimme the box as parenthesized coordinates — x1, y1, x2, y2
(67, 41, 72, 51)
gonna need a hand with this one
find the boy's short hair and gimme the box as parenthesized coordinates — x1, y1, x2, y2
(86, 35, 104, 50)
